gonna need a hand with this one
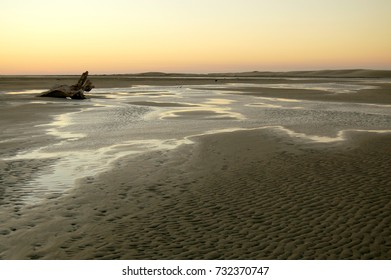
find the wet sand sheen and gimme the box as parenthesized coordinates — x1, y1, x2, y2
(0, 75, 391, 259)
(1, 129, 390, 259)
(128, 101, 198, 107)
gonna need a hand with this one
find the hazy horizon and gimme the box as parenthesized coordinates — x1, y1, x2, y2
(1, 0, 390, 75)
(1, 68, 391, 77)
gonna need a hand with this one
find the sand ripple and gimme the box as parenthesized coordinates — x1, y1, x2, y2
(1, 130, 390, 259)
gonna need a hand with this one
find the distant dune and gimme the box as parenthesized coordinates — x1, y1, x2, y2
(206, 69, 391, 78)
(119, 69, 391, 78)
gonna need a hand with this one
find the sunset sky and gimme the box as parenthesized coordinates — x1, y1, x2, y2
(1, 0, 390, 74)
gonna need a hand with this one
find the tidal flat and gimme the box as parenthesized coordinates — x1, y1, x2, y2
(1, 73, 390, 259)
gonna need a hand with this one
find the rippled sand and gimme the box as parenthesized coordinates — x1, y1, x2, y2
(0, 76, 390, 259)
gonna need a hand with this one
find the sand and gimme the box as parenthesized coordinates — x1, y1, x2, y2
(0, 73, 390, 259)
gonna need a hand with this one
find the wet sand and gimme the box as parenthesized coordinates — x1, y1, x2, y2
(0, 74, 390, 259)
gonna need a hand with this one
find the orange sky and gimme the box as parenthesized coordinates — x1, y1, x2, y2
(1, 0, 390, 74)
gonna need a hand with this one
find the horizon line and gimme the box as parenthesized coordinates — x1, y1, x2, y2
(1, 68, 391, 77)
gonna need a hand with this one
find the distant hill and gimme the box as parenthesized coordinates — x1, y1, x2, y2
(2, 69, 390, 78)
(114, 69, 391, 78)
(207, 69, 391, 78)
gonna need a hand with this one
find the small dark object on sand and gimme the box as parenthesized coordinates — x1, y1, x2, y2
(40, 71, 94, 99)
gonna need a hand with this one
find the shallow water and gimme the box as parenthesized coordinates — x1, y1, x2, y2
(222, 82, 378, 94)
(1, 82, 391, 204)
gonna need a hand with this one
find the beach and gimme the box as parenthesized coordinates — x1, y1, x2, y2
(0, 72, 390, 259)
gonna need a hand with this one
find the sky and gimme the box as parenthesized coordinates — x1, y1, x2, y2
(1, 0, 390, 74)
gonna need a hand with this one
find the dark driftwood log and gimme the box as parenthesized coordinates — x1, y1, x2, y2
(40, 71, 94, 99)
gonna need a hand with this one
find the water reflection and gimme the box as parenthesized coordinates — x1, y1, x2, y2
(205, 98, 236, 105)
(225, 82, 378, 94)
(160, 109, 244, 120)
(5, 89, 45, 95)
(2, 82, 391, 205)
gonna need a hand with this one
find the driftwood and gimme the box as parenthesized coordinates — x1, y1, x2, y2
(40, 71, 94, 99)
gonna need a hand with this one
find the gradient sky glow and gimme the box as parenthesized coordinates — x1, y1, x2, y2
(1, 0, 390, 74)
